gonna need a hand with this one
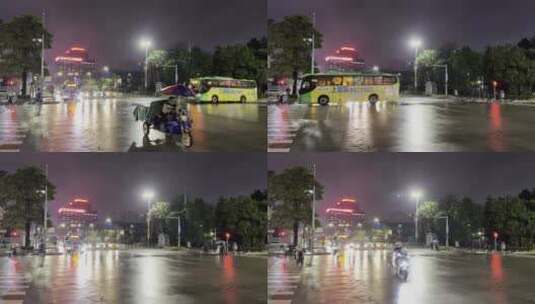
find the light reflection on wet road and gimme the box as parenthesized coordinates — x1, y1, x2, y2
(0, 98, 266, 152)
(0, 250, 266, 304)
(267, 97, 535, 152)
(269, 250, 535, 304)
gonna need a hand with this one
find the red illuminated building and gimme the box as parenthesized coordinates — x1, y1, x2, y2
(55, 46, 96, 86)
(58, 198, 98, 227)
(326, 198, 365, 233)
(325, 46, 365, 72)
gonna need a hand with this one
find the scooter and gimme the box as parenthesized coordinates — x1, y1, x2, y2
(394, 255, 410, 281)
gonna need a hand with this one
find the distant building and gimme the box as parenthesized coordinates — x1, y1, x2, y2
(55, 46, 96, 88)
(325, 46, 365, 72)
(58, 198, 98, 238)
(326, 198, 365, 236)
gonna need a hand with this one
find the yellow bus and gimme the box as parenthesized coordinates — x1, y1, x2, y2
(298, 73, 400, 105)
(192, 77, 257, 103)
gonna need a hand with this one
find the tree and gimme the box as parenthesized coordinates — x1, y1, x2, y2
(212, 44, 259, 80)
(0, 15, 53, 96)
(484, 45, 535, 98)
(438, 196, 483, 246)
(215, 195, 267, 251)
(268, 15, 323, 96)
(147, 49, 170, 86)
(416, 200, 439, 241)
(149, 201, 171, 239)
(448, 47, 484, 95)
(1, 167, 56, 248)
(269, 166, 324, 247)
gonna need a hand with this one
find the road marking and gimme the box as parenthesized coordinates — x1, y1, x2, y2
(268, 258, 302, 304)
(268, 105, 308, 152)
(0, 272, 30, 304)
(0, 119, 28, 151)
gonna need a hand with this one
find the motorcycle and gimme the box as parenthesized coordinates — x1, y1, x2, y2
(134, 98, 193, 148)
(394, 255, 410, 281)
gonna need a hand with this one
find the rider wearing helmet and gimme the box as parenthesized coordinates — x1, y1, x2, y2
(392, 242, 407, 268)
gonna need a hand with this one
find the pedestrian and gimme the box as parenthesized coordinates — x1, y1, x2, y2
(297, 248, 304, 267)
(232, 242, 238, 253)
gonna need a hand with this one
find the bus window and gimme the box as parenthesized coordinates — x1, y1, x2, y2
(342, 76, 354, 86)
(383, 76, 397, 85)
(299, 77, 317, 94)
(332, 76, 343, 86)
(363, 76, 374, 85)
(317, 77, 333, 87)
(373, 76, 383, 85)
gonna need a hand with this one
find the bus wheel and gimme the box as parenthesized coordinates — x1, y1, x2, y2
(318, 95, 329, 106)
(211, 95, 219, 104)
(239, 96, 247, 103)
(368, 94, 379, 105)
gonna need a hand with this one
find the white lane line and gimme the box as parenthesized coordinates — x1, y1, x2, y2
(268, 148, 290, 153)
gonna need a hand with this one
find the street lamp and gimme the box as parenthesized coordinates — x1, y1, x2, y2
(142, 190, 154, 246)
(373, 217, 380, 224)
(409, 38, 422, 92)
(105, 217, 112, 225)
(140, 39, 152, 91)
(372, 65, 379, 72)
(102, 66, 110, 73)
(225, 232, 230, 253)
(411, 190, 422, 243)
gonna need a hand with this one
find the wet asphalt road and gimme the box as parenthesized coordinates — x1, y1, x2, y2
(267, 97, 535, 152)
(0, 97, 266, 152)
(268, 250, 535, 304)
(0, 249, 266, 304)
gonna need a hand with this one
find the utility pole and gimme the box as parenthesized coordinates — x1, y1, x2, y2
(311, 12, 316, 74)
(432, 64, 449, 96)
(175, 64, 178, 84)
(43, 164, 48, 249)
(144, 46, 149, 90)
(146, 196, 152, 246)
(41, 10, 45, 89)
(308, 163, 316, 266)
(414, 195, 420, 243)
(414, 46, 419, 91)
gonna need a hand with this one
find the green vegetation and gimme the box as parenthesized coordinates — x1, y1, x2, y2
(268, 15, 323, 95)
(0, 166, 56, 248)
(268, 166, 324, 247)
(0, 15, 53, 96)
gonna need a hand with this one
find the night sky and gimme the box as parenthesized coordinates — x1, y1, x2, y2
(268, 153, 535, 222)
(0, 153, 266, 224)
(269, 0, 535, 70)
(0, 0, 265, 70)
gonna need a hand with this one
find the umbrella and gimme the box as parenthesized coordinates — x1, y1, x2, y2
(160, 84, 195, 97)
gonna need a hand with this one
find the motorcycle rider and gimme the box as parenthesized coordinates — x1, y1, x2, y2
(392, 242, 408, 269)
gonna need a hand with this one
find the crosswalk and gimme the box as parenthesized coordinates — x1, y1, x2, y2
(0, 109, 29, 152)
(0, 272, 31, 304)
(268, 257, 301, 304)
(267, 105, 307, 152)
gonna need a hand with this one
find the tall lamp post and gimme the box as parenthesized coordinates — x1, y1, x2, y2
(40, 10, 45, 90)
(411, 190, 422, 243)
(409, 38, 422, 92)
(140, 39, 152, 91)
(143, 190, 154, 246)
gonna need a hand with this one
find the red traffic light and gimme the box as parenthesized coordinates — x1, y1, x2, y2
(493, 232, 498, 239)
(225, 232, 230, 239)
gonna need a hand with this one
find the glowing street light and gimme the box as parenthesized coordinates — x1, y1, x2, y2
(411, 190, 423, 243)
(102, 66, 110, 73)
(142, 190, 155, 246)
(373, 217, 380, 224)
(409, 37, 423, 91)
(140, 39, 152, 90)
(372, 65, 379, 72)
(105, 217, 112, 224)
